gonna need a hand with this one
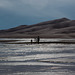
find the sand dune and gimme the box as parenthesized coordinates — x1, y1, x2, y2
(0, 18, 75, 38)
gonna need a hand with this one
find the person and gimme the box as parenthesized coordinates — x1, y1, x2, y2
(34, 36, 40, 44)
(31, 39, 33, 44)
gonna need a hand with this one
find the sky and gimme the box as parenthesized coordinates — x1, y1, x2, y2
(0, 0, 75, 30)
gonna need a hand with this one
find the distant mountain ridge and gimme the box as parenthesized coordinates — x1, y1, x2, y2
(0, 18, 75, 38)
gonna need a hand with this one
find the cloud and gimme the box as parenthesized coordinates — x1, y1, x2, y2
(0, 0, 75, 19)
(21, 0, 48, 9)
(0, 0, 48, 11)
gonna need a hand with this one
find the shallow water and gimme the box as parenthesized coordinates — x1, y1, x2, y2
(0, 39, 75, 75)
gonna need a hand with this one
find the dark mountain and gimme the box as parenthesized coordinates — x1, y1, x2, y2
(0, 18, 75, 38)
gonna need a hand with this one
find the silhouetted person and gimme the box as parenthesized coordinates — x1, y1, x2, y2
(34, 36, 40, 44)
(31, 39, 33, 44)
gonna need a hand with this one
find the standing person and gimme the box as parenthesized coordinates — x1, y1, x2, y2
(34, 36, 40, 44)
(31, 39, 33, 44)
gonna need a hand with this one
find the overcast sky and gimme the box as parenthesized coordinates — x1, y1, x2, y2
(0, 0, 75, 29)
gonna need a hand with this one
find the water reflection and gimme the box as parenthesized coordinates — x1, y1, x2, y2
(0, 39, 75, 75)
